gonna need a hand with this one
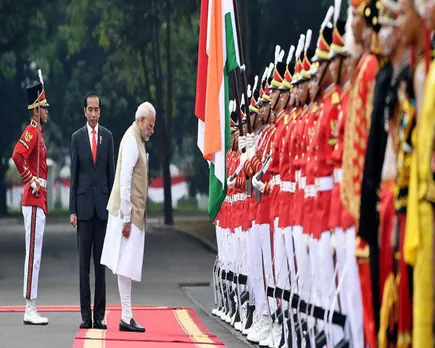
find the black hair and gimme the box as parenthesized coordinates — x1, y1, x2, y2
(83, 91, 101, 108)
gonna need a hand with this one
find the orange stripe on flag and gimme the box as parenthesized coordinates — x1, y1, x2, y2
(203, 0, 224, 161)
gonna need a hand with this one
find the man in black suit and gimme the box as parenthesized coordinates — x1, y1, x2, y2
(69, 91, 115, 329)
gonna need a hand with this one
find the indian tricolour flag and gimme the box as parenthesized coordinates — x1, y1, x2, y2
(195, 0, 240, 221)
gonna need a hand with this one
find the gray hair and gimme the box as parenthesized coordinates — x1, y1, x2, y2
(135, 102, 156, 121)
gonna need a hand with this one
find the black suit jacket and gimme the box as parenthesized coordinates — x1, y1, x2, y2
(69, 124, 115, 221)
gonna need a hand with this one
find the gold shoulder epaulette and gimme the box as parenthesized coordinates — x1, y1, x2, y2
(332, 92, 340, 105)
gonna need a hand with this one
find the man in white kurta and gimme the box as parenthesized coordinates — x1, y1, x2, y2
(101, 101, 156, 332)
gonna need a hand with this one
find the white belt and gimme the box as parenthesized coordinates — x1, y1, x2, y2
(281, 181, 291, 192)
(315, 176, 334, 192)
(290, 182, 296, 193)
(334, 168, 343, 184)
(36, 178, 47, 188)
(299, 177, 307, 189)
(304, 184, 316, 198)
(232, 193, 247, 202)
(270, 175, 281, 188)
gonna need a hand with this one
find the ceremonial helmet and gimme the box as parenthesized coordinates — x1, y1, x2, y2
(329, 0, 348, 59)
(26, 70, 50, 110)
(248, 76, 260, 114)
(279, 45, 296, 91)
(312, 6, 335, 63)
(291, 34, 306, 85)
(269, 46, 286, 90)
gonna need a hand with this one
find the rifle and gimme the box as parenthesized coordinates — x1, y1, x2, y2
(232, 0, 251, 134)
(254, 154, 272, 202)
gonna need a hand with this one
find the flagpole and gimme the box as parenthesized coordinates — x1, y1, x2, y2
(232, 0, 251, 134)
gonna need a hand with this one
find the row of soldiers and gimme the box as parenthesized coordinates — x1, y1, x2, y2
(211, 0, 435, 347)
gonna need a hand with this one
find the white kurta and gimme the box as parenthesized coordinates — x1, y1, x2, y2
(101, 135, 146, 282)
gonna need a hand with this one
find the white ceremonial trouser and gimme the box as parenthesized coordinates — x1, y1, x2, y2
(250, 223, 267, 314)
(283, 226, 297, 288)
(247, 223, 259, 306)
(273, 218, 290, 291)
(258, 223, 277, 314)
(293, 226, 310, 302)
(215, 224, 223, 262)
(342, 226, 364, 348)
(22, 206, 46, 300)
(118, 274, 133, 323)
(318, 231, 343, 345)
(237, 228, 249, 276)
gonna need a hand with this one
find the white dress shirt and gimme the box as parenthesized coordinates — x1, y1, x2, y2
(119, 135, 139, 223)
(86, 123, 99, 148)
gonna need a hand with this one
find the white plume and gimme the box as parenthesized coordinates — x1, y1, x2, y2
(295, 34, 305, 61)
(304, 29, 312, 53)
(262, 66, 268, 82)
(38, 69, 44, 86)
(241, 93, 245, 107)
(267, 62, 274, 79)
(334, 0, 342, 23)
(253, 75, 259, 92)
(278, 48, 285, 63)
(274, 45, 281, 65)
(232, 99, 237, 112)
(247, 84, 252, 98)
(321, 6, 335, 31)
(229, 100, 234, 114)
(286, 45, 295, 65)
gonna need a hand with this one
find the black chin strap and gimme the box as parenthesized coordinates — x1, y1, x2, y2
(313, 60, 331, 102)
(336, 56, 343, 86)
(272, 90, 282, 111)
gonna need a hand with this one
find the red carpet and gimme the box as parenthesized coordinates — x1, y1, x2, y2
(0, 305, 225, 347)
(73, 307, 225, 348)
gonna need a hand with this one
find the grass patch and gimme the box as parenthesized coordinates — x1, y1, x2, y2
(177, 220, 216, 246)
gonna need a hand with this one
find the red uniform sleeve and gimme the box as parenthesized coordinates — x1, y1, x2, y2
(12, 126, 37, 184)
(243, 159, 255, 178)
(251, 155, 263, 174)
(235, 172, 247, 191)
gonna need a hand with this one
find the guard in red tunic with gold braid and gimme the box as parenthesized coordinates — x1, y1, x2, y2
(11, 70, 50, 326)
(327, 2, 366, 346)
(341, 0, 381, 345)
(244, 64, 277, 343)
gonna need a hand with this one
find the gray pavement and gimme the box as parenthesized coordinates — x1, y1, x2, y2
(0, 219, 251, 348)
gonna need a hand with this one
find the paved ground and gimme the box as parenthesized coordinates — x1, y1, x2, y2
(0, 219, 252, 348)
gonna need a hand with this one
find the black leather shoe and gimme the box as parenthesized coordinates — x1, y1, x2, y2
(119, 318, 146, 332)
(93, 319, 107, 330)
(80, 319, 92, 329)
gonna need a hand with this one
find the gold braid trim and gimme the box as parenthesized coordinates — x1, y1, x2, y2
(341, 56, 376, 221)
(378, 273, 398, 348)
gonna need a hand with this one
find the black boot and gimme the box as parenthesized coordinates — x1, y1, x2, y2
(243, 305, 255, 333)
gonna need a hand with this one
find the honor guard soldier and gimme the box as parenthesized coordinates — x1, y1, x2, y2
(12, 71, 50, 325)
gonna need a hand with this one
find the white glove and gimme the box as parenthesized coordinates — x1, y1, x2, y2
(246, 133, 256, 149)
(240, 153, 247, 166)
(247, 146, 256, 160)
(227, 175, 236, 188)
(252, 173, 265, 193)
(30, 177, 40, 196)
(238, 136, 247, 152)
